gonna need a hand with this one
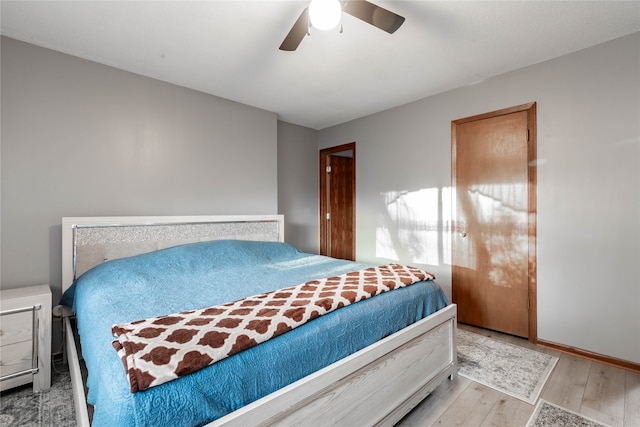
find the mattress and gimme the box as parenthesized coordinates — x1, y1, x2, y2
(61, 240, 449, 426)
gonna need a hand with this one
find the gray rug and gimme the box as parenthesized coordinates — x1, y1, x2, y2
(527, 400, 611, 427)
(457, 329, 558, 404)
(0, 367, 76, 427)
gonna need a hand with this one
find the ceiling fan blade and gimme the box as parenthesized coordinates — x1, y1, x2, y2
(279, 7, 309, 51)
(343, 0, 405, 34)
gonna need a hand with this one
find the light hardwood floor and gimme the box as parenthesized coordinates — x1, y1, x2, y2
(396, 324, 640, 427)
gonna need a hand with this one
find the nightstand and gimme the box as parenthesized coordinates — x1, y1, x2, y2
(0, 284, 52, 392)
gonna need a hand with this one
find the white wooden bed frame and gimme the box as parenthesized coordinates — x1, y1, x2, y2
(60, 215, 457, 427)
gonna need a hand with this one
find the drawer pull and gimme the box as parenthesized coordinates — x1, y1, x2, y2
(0, 305, 41, 316)
(0, 367, 39, 382)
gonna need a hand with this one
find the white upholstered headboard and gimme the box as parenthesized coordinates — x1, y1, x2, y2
(61, 215, 284, 294)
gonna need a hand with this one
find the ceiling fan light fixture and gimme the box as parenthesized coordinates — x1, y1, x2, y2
(309, 0, 342, 31)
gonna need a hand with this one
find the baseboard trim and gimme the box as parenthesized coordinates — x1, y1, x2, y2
(537, 339, 640, 374)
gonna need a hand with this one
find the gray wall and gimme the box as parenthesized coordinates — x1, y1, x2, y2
(1, 37, 278, 307)
(277, 121, 319, 253)
(3, 32, 639, 367)
(318, 33, 640, 364)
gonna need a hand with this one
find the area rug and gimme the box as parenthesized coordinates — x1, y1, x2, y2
(457, 329, 558, 404)
(527, 400, 611, 427)
(0, 366, 76, 427)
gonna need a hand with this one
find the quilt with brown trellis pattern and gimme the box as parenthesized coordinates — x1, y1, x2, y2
(112, 263, 435, 393)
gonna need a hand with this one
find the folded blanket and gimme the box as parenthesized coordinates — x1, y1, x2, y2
(112, 264, 434, 393)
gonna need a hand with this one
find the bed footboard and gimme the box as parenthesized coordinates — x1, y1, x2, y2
(65, 304, 456, 427)
(210, 303, 457, 427)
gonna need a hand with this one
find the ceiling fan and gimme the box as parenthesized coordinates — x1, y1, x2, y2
(279, 0, 405, 51)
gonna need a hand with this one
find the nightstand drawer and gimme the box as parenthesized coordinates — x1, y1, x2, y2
(0, 340, 33, 377)
(0, 310, 33, 346)
(0, 285, 51, 392)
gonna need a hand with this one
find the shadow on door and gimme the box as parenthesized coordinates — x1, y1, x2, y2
(452, 103, 537, 340)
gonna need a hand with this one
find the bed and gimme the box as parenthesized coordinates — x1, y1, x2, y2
(59, 215, 457, 426)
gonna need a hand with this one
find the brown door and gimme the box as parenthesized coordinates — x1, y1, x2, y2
(452, 103, 537, 339)
(320, 143, 355, 261)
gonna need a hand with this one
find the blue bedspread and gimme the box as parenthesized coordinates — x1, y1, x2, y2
(62, 240, 449, 426)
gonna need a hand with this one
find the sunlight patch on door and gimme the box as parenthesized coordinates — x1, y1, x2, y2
(465, 183, 528, 287)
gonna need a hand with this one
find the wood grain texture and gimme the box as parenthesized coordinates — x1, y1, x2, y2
(432, 382, 503, 426)
(480, 395, 532, 427)
(625, 372, 640, 426)
(0, 285, 51, 393)
(581, 363, 626, 426)
(319, 143, 356, 260)
(451, 103, 537, 339)
(328, 154, 354, 261)
(541, 353, 591, 412)
(211, 304, 457, 427)
(398, 323, 639, 426)
(396, 375, 472, 427)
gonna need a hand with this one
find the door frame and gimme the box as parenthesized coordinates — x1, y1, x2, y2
(451, 102, 537, 342)
(319, 142, 356, 258)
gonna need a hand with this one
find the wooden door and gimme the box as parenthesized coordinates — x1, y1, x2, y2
(452, 103, 537, 339)
(320, 143, 355, 261)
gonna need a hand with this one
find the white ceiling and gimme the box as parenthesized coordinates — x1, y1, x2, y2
(2, 1, 639, 130)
